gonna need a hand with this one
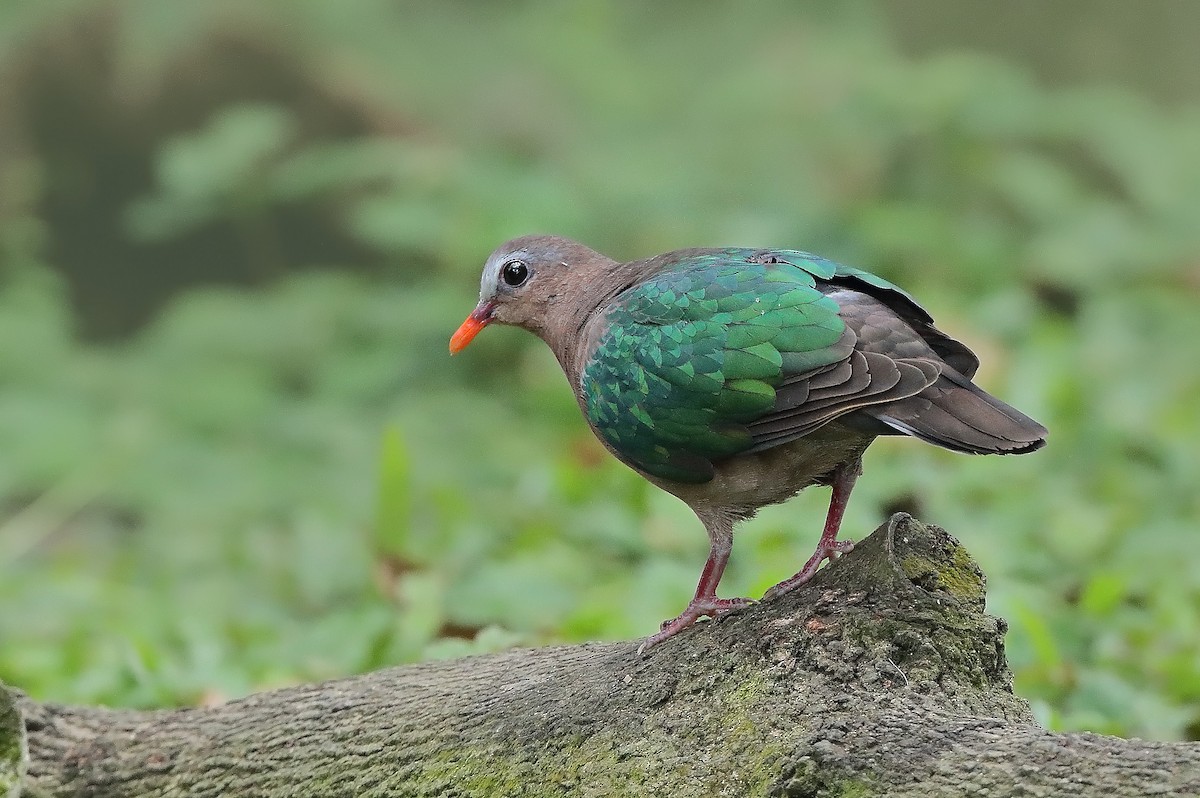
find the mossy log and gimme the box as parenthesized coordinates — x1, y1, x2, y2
(4, 515, 1199, 797)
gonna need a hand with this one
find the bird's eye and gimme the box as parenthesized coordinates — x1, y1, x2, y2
(501, 260, 530, 287)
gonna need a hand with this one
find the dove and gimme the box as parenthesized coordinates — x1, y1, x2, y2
(451, 236, 1046, 651)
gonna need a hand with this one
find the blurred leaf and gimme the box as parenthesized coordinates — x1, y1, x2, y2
(126, 105, 298, 241)
(374, 424, 413, 562)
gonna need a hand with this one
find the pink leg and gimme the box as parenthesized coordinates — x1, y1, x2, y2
(638, 520, 753, 654)
(763, 456, 862, 600)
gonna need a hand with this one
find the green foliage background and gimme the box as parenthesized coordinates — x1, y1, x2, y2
(1, 1, 1198, 740)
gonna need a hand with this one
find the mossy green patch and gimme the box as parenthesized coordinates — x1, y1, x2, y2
(899, 540, 985, 607)
(833, 781, 876, 798)
(0, 685, 26, 798)
(779, 758, 880, 798)
(412, 670, 789, 797)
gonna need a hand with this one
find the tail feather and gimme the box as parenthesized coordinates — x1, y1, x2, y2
(874, 373, 1047, 455)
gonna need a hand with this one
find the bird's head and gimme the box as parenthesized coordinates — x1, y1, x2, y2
(449, 235, 612, 354)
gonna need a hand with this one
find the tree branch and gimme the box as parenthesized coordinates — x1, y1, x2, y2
(6, 515, 1199, 797)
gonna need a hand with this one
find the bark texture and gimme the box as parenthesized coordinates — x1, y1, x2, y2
(5, 514, 1199, 797)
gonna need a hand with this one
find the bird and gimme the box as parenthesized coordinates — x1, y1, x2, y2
(450, 235, 1046, 652)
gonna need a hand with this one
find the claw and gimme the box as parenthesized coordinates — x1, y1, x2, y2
(762, 538, 854, 600)
(638, 595, 755, 655)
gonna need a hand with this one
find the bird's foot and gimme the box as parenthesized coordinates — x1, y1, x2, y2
(637, 596, 755, 655)
(762, 538, 854, 601)
(657, 596, 755, 631)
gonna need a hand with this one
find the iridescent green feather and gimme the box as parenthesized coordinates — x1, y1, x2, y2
(581, 249, 872, 483)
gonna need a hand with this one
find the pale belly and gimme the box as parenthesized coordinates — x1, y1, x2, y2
(645, 422, 875, 520)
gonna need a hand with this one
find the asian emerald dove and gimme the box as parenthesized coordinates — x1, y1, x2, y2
(451, 236, 1046, 651)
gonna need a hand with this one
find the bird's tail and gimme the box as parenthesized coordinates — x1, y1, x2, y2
(873, 370, 1047, 455)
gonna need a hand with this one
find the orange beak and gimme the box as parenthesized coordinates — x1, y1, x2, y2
(449, 302, 496, 354)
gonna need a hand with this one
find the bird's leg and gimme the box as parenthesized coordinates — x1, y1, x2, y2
(638, 516, 753, 654)
(763, 456, 862, 600)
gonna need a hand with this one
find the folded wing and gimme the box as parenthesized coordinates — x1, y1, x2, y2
(580, 250, 1045, 485)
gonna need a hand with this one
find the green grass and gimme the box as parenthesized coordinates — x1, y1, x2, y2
(0, 0, 1198, 741)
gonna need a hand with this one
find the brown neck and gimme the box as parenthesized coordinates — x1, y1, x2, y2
(537, 255, 666, 383)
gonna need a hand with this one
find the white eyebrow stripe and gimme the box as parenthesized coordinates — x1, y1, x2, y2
(479, 248, 531, 300)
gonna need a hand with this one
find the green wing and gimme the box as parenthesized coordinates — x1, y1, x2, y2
(581, 249, 861, 483)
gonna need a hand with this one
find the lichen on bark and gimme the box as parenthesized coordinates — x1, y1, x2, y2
(0, 684, 27, 798)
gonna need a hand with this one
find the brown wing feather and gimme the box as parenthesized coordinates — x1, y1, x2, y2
(742, 288, 1045, 455)
(747, 355, 936, 451)
(874, 369, 1047, 454)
